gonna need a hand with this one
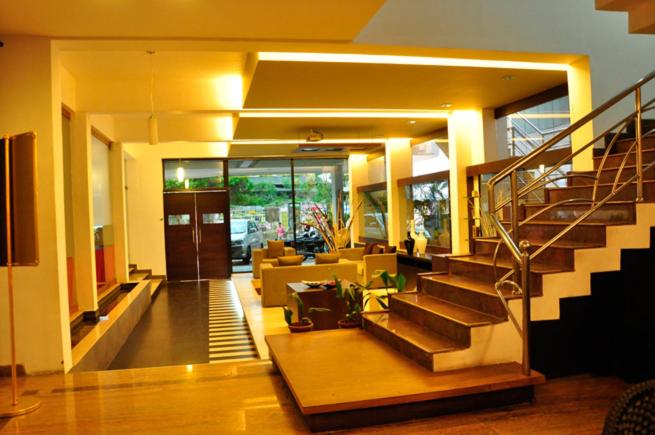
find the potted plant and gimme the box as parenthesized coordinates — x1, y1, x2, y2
(283, 292, 330, 333)
(371, 270, 407, 309)
(334, 277, 364, 328)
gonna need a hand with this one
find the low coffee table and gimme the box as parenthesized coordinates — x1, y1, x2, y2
(286, 282, 348, 330)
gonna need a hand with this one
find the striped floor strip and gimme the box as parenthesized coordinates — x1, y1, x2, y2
(208, 280, 258, 364)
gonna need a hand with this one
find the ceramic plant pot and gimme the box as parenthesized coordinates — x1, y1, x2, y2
(337, 319, 360, 329)
(288, 321, 314, 333)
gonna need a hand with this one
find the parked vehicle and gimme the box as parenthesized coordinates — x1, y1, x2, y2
(230, 219, 263, 263)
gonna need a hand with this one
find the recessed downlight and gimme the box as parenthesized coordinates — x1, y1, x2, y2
(440, 103, 453, 109)
(408, 120, 417, 124)
(502, 75, 515, 81)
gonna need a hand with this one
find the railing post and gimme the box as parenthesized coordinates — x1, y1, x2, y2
(635, 88, 644, 202)
(510, 171, 520, 283)
(519, 240, 531, 376)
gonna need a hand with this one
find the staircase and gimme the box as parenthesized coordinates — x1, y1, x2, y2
(596, 0, 655, 34)
(363, 70, 655, 374)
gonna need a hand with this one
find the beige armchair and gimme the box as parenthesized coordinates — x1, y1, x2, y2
(252, 245, 296, 278)
(260, 260, 358, 307)
(338, 247, 397, 288)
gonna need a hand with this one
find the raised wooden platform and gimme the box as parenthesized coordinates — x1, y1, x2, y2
(266, 329, 545, 432)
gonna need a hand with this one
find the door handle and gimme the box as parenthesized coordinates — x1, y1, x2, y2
(192, 228, 195, 244)
(199, 227, 202, 244)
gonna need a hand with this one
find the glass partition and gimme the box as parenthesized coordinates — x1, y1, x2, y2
(91, 135, 116, 294)
(360, 188, 388, 241)
(293, 159, 349, 257)
(228, 160, 293, 272)
(405, 178, 451, 251)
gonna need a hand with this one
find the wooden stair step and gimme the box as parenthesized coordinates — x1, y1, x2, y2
(420, 274, 518, 319)
(393, 293, 504, 327)
(546, 180, 655, 203)
(594, 148, 655, 169)
(503, 220, 607, 245)
(474, 237, 604, 251)
(567, 164, 655, 186)
(449, 254, 570, 275)
(523, 200, 635, 224)
(362, 312, 465, 372)
(610, 135, 655, 153)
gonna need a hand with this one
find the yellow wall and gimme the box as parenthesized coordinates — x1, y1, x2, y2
(124, 142, 229, 275)
(0, 37, 72, 373)
(348, 154, 369, 244)
(385, 139, 412, 247)
(567, 57, 595, 171)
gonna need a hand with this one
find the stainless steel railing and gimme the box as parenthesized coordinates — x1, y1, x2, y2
(487, 68, 655, 376)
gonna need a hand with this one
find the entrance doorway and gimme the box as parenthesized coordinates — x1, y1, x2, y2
(163, 191, 230, 280)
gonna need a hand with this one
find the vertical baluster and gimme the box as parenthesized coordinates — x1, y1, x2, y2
(520, 240, 532, 376)
(510, 172, 520, 283)
(635, 88, 643, 202)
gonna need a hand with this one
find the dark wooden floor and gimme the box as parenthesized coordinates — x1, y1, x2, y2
(108, 281, 210, 369)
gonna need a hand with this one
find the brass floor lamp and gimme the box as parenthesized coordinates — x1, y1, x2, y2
(0, 133, 40, 417)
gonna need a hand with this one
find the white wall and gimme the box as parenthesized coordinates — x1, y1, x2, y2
(0, 36, 71, 373)
(124, 142, 228, 276)
(357, 0, 655, 132)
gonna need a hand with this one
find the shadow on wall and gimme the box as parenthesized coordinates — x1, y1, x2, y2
(530, 227, 655, 382)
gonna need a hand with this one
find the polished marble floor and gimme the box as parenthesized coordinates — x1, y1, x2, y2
(0, 361, 626, 434)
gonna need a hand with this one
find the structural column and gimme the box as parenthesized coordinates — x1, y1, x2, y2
(70, 112, 99, 317)
(109, 142, 129, 283)
(385, 138, 412, 248)
(348, 154, 368, 245)
(447, 110, 486, 255)
(567, 57, 594, 171)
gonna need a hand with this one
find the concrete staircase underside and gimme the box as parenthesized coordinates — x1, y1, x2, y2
(596, 0, 655, 34)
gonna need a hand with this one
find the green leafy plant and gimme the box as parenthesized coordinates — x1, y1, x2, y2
(283, 292, 330, 326)
(335, 277, 364, 323)
(364, 271, 407, 309)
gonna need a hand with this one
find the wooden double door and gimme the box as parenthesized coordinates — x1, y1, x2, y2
(164, 191, 230, 281)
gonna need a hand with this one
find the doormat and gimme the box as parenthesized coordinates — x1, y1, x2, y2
(251, 279, 262, 295)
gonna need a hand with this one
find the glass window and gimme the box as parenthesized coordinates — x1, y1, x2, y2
(293, 159, 349, 256)
(405, 180, 451, 250)
(501, 95, 570, 157)
(413, 140, 449, 176)
(203, 213, 224, 224)
(168, 214, 191, 225)
(360, 189, 388, 241)
(163, 159, 224, 190)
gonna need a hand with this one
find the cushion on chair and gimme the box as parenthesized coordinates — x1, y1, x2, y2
(315, 253, 340, 264)
(384, 245, 397, 253)
(267, 240, 285, 258)
(261, 258, 279, 267)
(363, 243, 377, 255)
(373, 245, 385, 254)
(277, 255, 305, 266)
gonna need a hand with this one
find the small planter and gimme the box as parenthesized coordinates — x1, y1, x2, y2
(288, 321, 314, 333)
(338, 319, 360, 329)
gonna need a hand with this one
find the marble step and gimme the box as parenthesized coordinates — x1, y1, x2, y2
(546, 180, 655, 203)
(522, 201, 635, 224)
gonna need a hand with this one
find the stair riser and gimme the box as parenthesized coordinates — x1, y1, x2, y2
(390, 297, 470, 346)
(611, 136, 655, 154)
(569, 165, 655, 186)
(594, 149, 655, 169)
(510, 222, 607, 245)
(362, 316, 436, 372)
(547, 183, 655, 203)
(448, 260, 542, 294)
(420, 279, 507, 319)
(474, 241, 574, 269)
(523, 203, 635, 224)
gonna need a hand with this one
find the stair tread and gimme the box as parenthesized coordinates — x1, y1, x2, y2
(363, 312, 465, 354)
(504, 219, 609, 226)
(549, 179, 655, 190)
(474, 237, 604, 250)
(594, 148, 655, 159)
(450, 254, 570, 274)
(394, 293, 504, 326)
(523, 200, 634, 208)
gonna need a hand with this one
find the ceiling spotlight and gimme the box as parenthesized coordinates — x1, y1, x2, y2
(440, 103, 453, 109)
(408, 120, 417, 124)
(306, 129, 324, 142)
(501, 75, 515, 81)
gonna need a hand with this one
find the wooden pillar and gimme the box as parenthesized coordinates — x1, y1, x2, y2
(385, 138, 412, 248)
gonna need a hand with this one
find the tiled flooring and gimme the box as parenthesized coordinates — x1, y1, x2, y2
(108, 281, 211, 369)
(208, 280, 258, 363)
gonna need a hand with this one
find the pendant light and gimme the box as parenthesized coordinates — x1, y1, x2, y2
(147, 50, 158, 145)
(176, 158, 185, 182)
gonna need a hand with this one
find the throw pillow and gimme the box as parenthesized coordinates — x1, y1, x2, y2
(267, 240, 285, 258)
(373, 245, 385, 254)
(277, 255, 304, 266)
(363, 243, 377, 255)
(315, 253, 340, 264)
(384, 245, 397, 254)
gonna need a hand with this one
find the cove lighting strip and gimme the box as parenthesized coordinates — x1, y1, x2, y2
(258, 52, 569, 71)
(232, 138, 389, 145)
(239, 110, 449, 119)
